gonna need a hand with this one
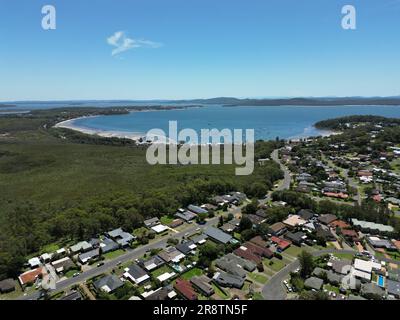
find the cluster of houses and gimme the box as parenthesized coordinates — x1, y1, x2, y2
(302, 253, 400, 300)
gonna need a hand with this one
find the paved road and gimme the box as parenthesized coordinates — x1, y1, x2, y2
(19, 216, 221, 300)
(261, 249, 356, 300)
(261, 149, 291, 204)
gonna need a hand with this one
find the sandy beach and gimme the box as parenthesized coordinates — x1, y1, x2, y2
(54, 116, 145, 141)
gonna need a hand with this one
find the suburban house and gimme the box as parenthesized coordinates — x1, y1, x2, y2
(123, 264, 150, 284)
(351, 218, 394, 234)
(51, 257, 76, 274)
(143, 286, 177, 300)
(315, 225, 336, 242)
(285, 231, 307, 246)
(107, 228, 135, 247)
(0, 279, 15, 293)
(360, 283, 385, 299)
(169, 219, 184, 228)
(270, 236, 291, 252)
(151, 224, 169, 234)
(331, 259, 352, 275)
(283, 215, 307, 229)
(367, 236, 397, 250)
(233, 241, 273, 264)
(249, 236, 268, 248)
(175, 210, 197, 222)
(60, 291, 82, 300)
(268, 222, 287, 236)
(304, 277, 324, 290)
(93, 274, 124, 293)
(387, 279, 400, 298)
(203, 227, 233, 244)
(297, 209, 314, 221)
(144, 217, 160, 228)
(215, 257, 247, 278)
(139, 255, 165, 271)
(318, 214, 338, 225)
(216, 253, 256, 273)
(174, 279, 198, 300)
(158, 247, 186, 263)
(28, 257, 41, 269)
(246, 214, 265, 226)
(18, 267, 43, 287)
(176, 241, 197, 255)
(78, 248, 100, 264)
(100, 237, 119, 254)
(340, 229, 359, 243)
(187, 204, 208, 215)
(213, 271, 244, 289)
(191, 234, 208, 245)
(329, 220, 350, 229)
(70, 241, 92, 254)
(190, 275, 215, 296)
(353, 258, 381, 281)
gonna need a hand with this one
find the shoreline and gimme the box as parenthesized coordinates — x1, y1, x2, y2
(54, 114, 342, 144)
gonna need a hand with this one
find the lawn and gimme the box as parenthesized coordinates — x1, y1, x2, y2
(284, 246, 303, 257)
(265, 258, 287, 272)
(160, 215, 174, 225)
(151, 265, 174, 278)
(252, 292, 264, 300)
(180, 267, 203, 280)
(332, 252, 355, 260)
(323, 284, 340, 294)
(212, 283, 230, 300)
(248, 272, 268, 284)
(103, 249, 125, 260)
(65, 268, 81, 278)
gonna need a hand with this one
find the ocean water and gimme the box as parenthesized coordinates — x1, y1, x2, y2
(71, 105, 400, 140)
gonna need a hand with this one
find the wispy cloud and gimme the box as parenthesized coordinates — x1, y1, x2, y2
(107, 31, 162, 56)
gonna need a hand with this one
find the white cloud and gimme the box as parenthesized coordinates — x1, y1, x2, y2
(107, 31, 162, 56)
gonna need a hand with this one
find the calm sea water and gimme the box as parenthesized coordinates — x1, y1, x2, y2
(71, 105, 400, 140)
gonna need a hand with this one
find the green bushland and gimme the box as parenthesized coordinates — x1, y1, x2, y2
(0, 108, 283, 279)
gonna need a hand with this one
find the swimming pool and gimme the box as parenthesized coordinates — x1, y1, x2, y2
(378, 275, 385, 287)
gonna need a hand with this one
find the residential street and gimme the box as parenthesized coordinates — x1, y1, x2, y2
(18, 215, 222, 300)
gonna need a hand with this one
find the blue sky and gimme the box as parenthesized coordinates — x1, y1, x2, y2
(0, 0, 399, 100)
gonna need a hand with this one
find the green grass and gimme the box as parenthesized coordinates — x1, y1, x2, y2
(211, 283, 230, 300)
(248, 272, 268, 284)
(40, 242, 60, 253)
(151, 265, 174, 278)
(180, 267, 203, 280)
(233, 232, 242, 240)
(332, 252, 355, 261)
(285, 245, 303, 257)
(252, 292, 264, 300)
(65, 268, 81, 278)
(160, 215, 174, 225)
(103, 249, 125, 260)
(265, 257, 287, 272)
(323, 284, 340, 294)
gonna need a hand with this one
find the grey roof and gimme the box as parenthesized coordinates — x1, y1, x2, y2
(101, 238, 120, 253)
(78, 248, 100, 263)
(0, 278, 15, 292)
(188, 205, 208, 214)
(215, 254, 255, 278)
(144, 217, 160, 227)
(94, 275, 124, 293)
(387, 279, 400, 297)
(367, 237, 397, 250)
(351, 219, 394, 233)
(140, 255, 165, 270)
(312, 267, 328, 278)
(70, 241, 92, 253)
(107, 228, 125, 238)
(190, 276, 214, 296)
(204, 227, 232, 244)
(191, 234, 208, 244)
(125, 264, 148, 279)
(331, 259, 352, 275)
(361, 283, 385, 298)
(304, 277, 324, 290)
(176, 241, 196, 255)
(326, 270, 343, 285)
(318, 214, 337, 225)
(60, 291, 82, 300)
(298, 209, 314, 220)
(285, 231, 306, 244)
(107, 228, 135, 246)
(213, 271, 244, 288)
(175, 211, 197, 221)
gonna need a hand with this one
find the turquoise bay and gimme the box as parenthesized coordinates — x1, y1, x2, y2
(72, 105, 400, 140)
